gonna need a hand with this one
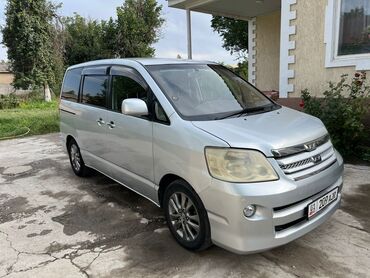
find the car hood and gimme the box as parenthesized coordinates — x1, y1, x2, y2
(192, 107, 328, 157)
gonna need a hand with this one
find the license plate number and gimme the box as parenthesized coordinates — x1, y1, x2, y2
(308, 187, 338, 218)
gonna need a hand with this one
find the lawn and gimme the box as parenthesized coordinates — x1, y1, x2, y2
(0, 100, 59, 140)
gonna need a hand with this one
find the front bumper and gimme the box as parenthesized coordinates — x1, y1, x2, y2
(199, 153, 344, 254)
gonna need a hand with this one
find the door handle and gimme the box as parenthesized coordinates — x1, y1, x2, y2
(107, 121, 116, 129)
(97, 118, 105, 126)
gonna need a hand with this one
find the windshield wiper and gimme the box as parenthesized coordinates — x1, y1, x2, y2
(216, 104, 277, 120)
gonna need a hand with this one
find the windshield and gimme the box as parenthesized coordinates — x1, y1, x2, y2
(146, 64, 276, 121)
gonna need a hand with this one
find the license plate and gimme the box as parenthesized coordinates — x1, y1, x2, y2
(307, 187, 338, 218)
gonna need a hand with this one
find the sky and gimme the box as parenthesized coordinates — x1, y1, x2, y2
(0, 0, 238, 64)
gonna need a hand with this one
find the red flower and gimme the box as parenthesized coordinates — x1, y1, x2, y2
(299, 99, 304, 108)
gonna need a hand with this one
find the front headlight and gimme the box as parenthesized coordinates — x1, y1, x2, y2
(205, 147, 279, 183)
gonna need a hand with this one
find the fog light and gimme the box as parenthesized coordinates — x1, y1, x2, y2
(243, 205, 256, 218)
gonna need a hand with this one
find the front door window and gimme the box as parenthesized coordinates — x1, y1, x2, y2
(111, 75, 148, 112)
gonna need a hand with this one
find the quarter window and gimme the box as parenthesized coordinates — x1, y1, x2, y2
(61, 68, 82, 102)
(154, 100, 168, 123)
(82, 76, 108, 108)
(338, 0, 370, 56)
(111, 75, 147, 112)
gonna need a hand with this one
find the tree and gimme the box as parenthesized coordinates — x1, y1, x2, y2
(234, 61, 248, 80)
(64, 14, 109, 66)
(114, 0, 164, 57)
(2, 0, 60, 101)
(63, 0, 164, 65)
(50, 15, 66, 95)
(101, 18, 118, 58)
(211, 16, 248, 59)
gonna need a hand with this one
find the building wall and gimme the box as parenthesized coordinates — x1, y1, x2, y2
(0, 73, 15, 95)
(289, 0, 370, 97)
(255, 10, 281, 92)
(0, 73, 14, 85)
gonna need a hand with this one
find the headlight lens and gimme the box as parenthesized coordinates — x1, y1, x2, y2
(205, 148, 278, 183)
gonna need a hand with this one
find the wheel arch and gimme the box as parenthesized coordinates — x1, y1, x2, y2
(66, 135, 76, 149)
(158, 174, 192, 208)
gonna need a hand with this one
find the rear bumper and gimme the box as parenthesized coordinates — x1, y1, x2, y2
(200, 153, 344, 254)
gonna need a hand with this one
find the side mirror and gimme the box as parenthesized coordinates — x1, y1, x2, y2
(121, 99, 148, 116)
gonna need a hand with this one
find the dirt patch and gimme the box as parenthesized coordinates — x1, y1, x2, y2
(114, 231, 353, 278)
(261, 241, 355, 277)
(0, 196, 28, 215)
(0, 158, 64, 183)
(3, 165, 32, 175)
(50, 174, 165, 250)
(341, 184, 370, 233)
(52, 199, 159, 238)
(0, 196, 46, 224)
(27, 229, 53, 237)
(41, 190, 72, 201)
(72, 172, 165, 223)
(0, 193, 10, 202)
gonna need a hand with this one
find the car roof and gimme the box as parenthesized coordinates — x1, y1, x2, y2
(68, 58, 217, 70)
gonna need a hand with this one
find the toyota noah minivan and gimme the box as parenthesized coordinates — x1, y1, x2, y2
(60, 58, 344, 254)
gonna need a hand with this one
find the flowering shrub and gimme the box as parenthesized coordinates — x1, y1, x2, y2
(301, 72, 370, 158)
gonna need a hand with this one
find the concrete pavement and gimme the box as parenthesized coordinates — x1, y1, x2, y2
(0, 133, 369, 277)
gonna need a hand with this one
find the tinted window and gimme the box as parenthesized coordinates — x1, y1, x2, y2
(111, 75, 147, 112)
(82, 75, 108, 108)
(61, 68, 82, 102)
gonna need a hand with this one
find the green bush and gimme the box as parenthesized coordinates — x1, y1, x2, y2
(0, 88, 59, 111)
(301, 72, 370, 157)
(0, 93, 20, 109)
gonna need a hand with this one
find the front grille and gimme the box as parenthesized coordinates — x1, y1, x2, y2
(273, 186, 328, 212)
(276, 140, 337, 181)
(272, 182, 342, 235)
(280, 157, 313, 170)
(275, 217, 306, 232)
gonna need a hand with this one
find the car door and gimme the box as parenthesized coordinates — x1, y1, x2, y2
(103, 66, 156, 200)
(76, 67, 110, 173)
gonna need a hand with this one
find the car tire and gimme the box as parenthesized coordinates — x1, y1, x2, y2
(67, 139, 91, 177)
(163, 179, 212, 251)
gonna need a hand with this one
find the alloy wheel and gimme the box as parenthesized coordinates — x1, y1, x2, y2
(70, 144, 81, 172)
(168, 192, 200, 241)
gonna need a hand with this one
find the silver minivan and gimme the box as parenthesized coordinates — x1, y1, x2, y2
(60, 58, 344, 254)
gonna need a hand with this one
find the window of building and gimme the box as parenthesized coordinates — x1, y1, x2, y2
(325, 0, 370, 70)
(338, 0, 370, 56)
(61, 68, 82, 102)
(81, 75, 108, 108)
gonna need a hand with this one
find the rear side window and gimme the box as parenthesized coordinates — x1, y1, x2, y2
(82, 75, 108, 108)
(61, 68, 82, 102)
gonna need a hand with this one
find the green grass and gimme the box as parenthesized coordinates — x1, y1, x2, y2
(0, 100, 59, 140)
